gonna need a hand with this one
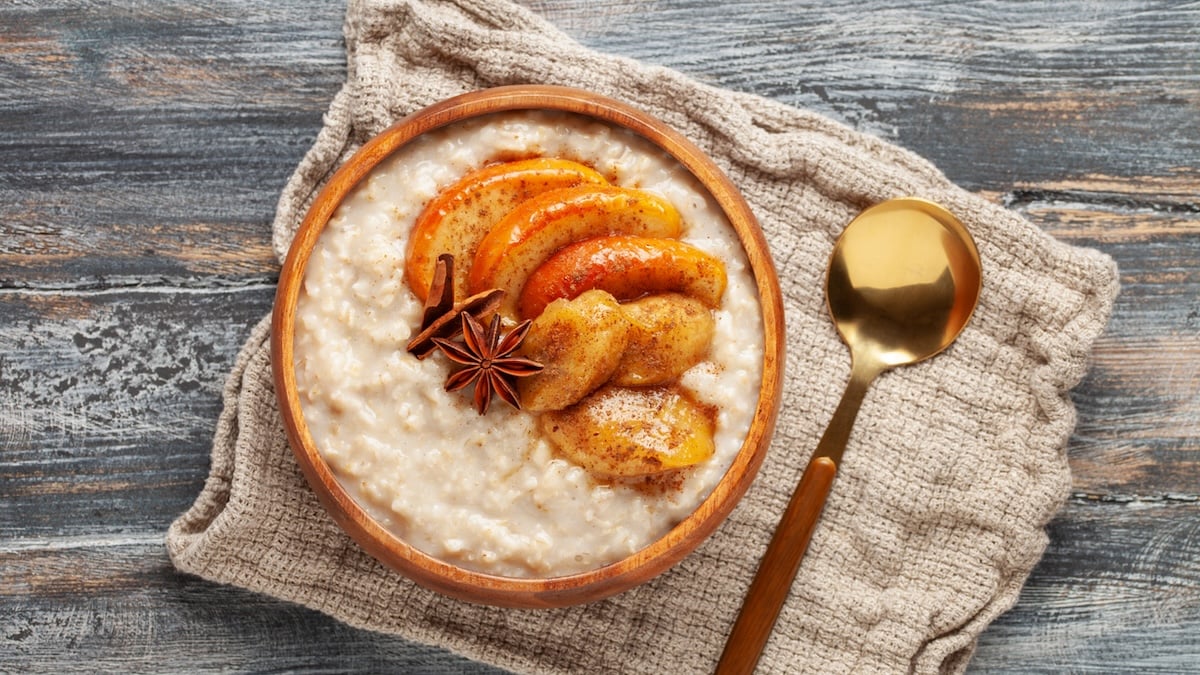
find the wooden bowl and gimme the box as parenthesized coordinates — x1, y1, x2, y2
(271, 85, 785, 608)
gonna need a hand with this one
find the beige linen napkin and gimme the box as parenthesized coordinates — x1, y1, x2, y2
(167, 0, 1119, 672)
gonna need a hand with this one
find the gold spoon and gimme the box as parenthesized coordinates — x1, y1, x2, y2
(716, 197, 982, 674)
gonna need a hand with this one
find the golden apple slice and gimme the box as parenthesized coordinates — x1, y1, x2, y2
(612, 293, 714, 387)
(518, 290, 631, 412)
(405, 158, 607, 302)
(468, 186, 683, 318)
(517, 235, 726, 320)
(541, 384, 716, 478)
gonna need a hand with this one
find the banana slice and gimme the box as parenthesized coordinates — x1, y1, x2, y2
(612, 293, 715, 387)
(518, 290, 631, 412)
(541, 384, 716, 478)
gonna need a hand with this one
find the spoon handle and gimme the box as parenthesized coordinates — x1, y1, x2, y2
(716, 361, 879, 674)
(714, 455, 837, 675)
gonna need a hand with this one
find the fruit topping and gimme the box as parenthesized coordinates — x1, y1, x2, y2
(612, 293, 715, 387)
(517, 235, 726, 321)
(541, 385, 716, 478)
(468, 185, 683, 319)
(405, 158, 607, 302)
(517, 290, 631, 412)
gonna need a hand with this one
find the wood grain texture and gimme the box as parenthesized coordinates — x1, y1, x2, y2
(1, 286, 273, 538)
(1, 0, 1197, 672)
(2, 539, 506, 674)
(0, 0, 345, 286)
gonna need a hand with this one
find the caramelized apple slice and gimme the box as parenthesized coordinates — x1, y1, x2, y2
(518, 290, 631, 412)
(468, 186, 683, 318)
(517, 235, 726, 320)
(612, 293, 714, 387)
(405, 158, 606, 302)
(541, 385, 716, 478)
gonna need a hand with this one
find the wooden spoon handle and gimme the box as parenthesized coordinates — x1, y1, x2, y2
(715, 456, 838, 675)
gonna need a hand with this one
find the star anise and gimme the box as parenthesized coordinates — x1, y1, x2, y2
(406, 253, 503, 359)
(432, 312, 543, 415)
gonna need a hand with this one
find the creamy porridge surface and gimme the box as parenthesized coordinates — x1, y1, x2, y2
(294, 111, 764, 578)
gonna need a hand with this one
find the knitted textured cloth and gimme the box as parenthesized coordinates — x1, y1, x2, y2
(166, 1, 1119, 672)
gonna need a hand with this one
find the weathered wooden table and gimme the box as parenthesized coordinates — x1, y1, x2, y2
(3, 1, 1197, 672)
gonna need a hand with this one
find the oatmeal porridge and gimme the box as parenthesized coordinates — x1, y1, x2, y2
(293, 110, 764, 578)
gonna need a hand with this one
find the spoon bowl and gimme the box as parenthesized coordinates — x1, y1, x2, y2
(717, 197, 981, 674)
(828, 198, 982, 369)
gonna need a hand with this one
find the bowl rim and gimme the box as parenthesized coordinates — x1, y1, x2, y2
(271, 84, 786, 608)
